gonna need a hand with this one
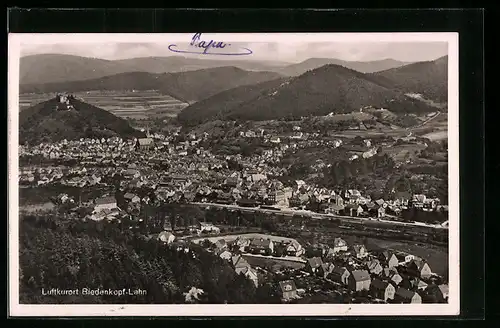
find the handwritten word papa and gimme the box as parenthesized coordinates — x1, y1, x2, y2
(168, 33, 253, 56)
(190, 33, 229, 54)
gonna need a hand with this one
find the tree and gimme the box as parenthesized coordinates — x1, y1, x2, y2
(274, 244, 285, 257)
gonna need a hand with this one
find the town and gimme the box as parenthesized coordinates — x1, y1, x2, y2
(20, 125, 448, 226)
(19, 122, 449, 304)
(17, 41, 451, 306)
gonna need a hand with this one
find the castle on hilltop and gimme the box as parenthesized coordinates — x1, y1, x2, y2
(55, 93, 75, 111)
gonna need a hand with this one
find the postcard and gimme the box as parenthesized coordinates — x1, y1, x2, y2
(8, 32, 459, 317)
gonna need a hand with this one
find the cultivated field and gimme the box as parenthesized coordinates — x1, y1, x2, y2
(19, 90, 189, 119)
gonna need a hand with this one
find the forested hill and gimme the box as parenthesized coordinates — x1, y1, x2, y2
(280, 58, 411, 76)
(178, 63, 440, 126)
(19, 215, 270, 304)
(19, 97, 144, 145)
(369, 56, 448, 103)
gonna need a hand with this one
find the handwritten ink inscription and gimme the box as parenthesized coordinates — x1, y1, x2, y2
(168, 33, 253, 56)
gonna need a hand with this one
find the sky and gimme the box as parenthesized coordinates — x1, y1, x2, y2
(20, 41, 448, 63)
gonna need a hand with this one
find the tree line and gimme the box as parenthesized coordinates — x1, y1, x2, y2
(19, 213, 273, 304)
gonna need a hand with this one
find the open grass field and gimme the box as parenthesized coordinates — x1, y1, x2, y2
(241, 254, 306, 270)
(19, 90, 189, 119)
(381, 143, 427, 163)
(189, 232, 299, 245)
(421, 130, 448, 141)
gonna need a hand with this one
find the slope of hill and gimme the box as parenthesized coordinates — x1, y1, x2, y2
(20, 67, 283, 103)
(280, 58, 411, 76)
(20, 54, 138, 85)
(369, 56, 448, 103)
(177, 78, 288, 126)
(116, 56, 289, 73)
(20, 97, 144, 145)
(178, 64, 439, 126)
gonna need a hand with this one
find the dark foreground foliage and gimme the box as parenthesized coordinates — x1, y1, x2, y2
(19, 214, 261, 304)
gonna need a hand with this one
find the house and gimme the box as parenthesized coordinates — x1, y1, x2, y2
(158, 231, 175, 244)
(412, 194, 426, 208)
(124, 193, 141, 203)
(278, 280, 298, 301)
(306, 257, 324, 274)
(248, 238, 274, 255)
(438, 284, 449, 301)
(270, 136, 281, 144)
(330, 267, 351, 285)
(346, 189, 362, 200)
(218, 249, 233, 261)
(268, 189, 287, 206)
(367, 259, 384, 275)
(251, 174, 267, 182)
(406, 259, 433, 279)
(286, 240, 305, 257)
(235, 237, 251, 252)
(370, 278, 396, 301)
(394, 287, 422, 303)
(136, 138, 154, 150)
(352, 244, 368, 259)
(395, 191, 411, 207)
(331, 194, 344, 206)
(379, 251, 399, 269)
(318, 262, 335, 278)
(394, 252, 414, 265)
(331, 237, 348, 254)
(214, 239, 227, 251)
(348, 270, 372, 291)
(385, 268, 403, 286)
(199, 222, 220, 234)
(93, 196, 117, 213)
(295, 180, 306, 188)
(424, 284, 449, 303)
(231, 255, 251, 270)
(325, 203, 345, 215)
(344, 204, 364, 217)
(235, 266, 259, 288)
(411, 278, 429, 291)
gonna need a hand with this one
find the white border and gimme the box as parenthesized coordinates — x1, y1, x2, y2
(8, 33, 459, 317)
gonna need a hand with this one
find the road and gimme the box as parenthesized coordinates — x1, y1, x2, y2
(189, 202, 448, 230)
(408, 111, 442, 130)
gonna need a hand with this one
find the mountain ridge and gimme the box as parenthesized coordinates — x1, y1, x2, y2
(178, 63, 440, 126)
(20, 53, 418, 85)
(20, 67, 284, 103)
(279, 57, 412, 76)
